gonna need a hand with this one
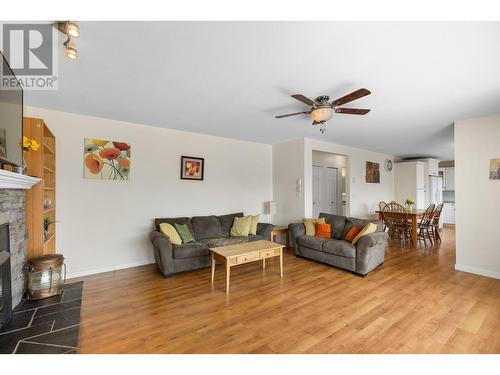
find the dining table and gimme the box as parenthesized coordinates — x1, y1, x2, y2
(375, 208, 426, 248)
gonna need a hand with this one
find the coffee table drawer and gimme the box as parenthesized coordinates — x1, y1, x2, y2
(260, 248, 280, 259)
(236, 252, 260, 264)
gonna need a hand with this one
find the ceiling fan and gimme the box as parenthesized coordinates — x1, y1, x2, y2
(275, 88, 371, 133)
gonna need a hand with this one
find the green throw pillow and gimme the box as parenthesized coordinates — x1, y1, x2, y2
(249, 214, 260, 235)
(230, 216, 252, 237)
(174, 223, 195, 244)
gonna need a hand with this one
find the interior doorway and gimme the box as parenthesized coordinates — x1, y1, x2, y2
(313, 165, 339, 217)
(312, 151, 347, 218)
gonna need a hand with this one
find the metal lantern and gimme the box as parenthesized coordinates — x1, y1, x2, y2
(27, 254, 66, 299)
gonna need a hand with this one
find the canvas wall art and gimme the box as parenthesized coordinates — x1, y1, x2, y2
(366, 161, 380, 183)
(181, 156, 204, 180)
(490, 158, 500, 180)
(84, 138, 131, 180)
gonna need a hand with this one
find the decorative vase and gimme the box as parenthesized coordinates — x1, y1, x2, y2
(407, 205, 413, 212)
(43, 197, 52, 209)
(16, 154, 28, 175)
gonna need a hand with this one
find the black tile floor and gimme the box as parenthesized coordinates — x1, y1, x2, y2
(0, 281, 83, 354)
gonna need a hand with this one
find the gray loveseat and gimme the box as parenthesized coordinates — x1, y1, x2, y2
(150, 213, 273, 277)
(288, 213, 388, 277)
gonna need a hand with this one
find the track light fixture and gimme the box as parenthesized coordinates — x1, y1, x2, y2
(54, 21, 80, 60)
(64, 38, 78, 60)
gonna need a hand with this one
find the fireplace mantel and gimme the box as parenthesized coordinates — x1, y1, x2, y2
(0, 169, 40, 189)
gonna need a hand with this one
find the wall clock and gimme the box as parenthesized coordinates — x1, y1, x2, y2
(384, 159, 393, 172)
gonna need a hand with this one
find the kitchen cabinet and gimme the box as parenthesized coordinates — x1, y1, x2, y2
(439, 167, 455, 191)
(443, 202, 456, 224)
(427, 159, 440, 176)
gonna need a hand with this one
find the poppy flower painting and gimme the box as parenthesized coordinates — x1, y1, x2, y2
(84, 138, 131, 180)
(181, 156, 204, 180)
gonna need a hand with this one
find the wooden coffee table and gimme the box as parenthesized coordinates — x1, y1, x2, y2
(210, 240, 284, 294)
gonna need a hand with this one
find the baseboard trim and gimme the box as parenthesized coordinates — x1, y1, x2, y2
(455, 264, 500, 280)
(67, 259, 156, 279)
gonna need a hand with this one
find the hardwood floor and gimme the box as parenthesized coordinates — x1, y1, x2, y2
(74, 227, 500, 353)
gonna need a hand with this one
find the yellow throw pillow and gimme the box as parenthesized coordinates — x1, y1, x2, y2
(231, 216, 253, 237)
(159, 223, 182, 245)
(352, 223, 377, 245)
(249, 214, 260, 235)
(303, 217, 326, 236)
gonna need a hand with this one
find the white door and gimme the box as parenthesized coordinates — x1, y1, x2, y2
(325, 167, 339, 215)
(312, 165, 323, 218)
(312, 165, 339, 217)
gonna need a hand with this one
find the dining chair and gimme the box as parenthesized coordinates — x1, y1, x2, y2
(417, 204, 435, 246)
(383, 202, 412, 248)
(431, 203, 444, 242)
(379, 201, 388, 231)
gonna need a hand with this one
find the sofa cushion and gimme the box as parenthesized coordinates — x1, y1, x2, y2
(231, 216, 252, 236)
(200, 236, 249, 248)
(172, 242, 210, 259)
(192, 215, 222, 240)
(315, 222, 331, 238)
(297, 235, 330, 251)
(323, 239, 356, 258)
(155, 217, 194, 234)
(248, 234, 264, 242)
(342, 217, 382, 239)
(218, 212, 244, 237)
(175, 223, 195, 244)
(352, 223, 378, 245)
(319, 213, 347, 240)
(344, 226, 363, 242)
(249, 215, 260, 235)
(303, 217, 325, 236)
(159, 223, 182, 245)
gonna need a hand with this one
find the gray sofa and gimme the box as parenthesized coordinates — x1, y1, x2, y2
(288, 213, 388, 277)
(150, 212, 273, 277)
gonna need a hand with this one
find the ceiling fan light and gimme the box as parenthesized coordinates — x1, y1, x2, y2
(66, 22, 80, 38)
(310, 107, 333, 123)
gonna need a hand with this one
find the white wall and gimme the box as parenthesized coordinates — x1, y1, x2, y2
(304, 138, 395, 219)
(272, 138, 395, 225)
(272, 139, 304, 225)
(455, 114, 500, 279)
(25, 107, 273, 278)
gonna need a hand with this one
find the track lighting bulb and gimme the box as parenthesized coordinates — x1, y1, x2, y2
(64, 38, 78, 60)
(66, 22, 80, 38)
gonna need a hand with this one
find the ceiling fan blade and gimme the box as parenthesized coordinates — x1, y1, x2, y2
(332, 88, 371, 107)
(291, 94, 317, 106)
(335, 108, 371, 115)
(275, 111, 309, 119)
(312, 120, 321, 125)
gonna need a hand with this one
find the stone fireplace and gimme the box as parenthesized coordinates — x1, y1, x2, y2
(0, 171, 40, 329)
(0, 190, 28, 328)
(0, 221, 13, 330)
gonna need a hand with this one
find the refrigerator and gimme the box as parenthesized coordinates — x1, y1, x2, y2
(429, 176, 443, 228)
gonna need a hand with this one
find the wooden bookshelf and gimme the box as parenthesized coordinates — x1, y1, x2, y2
(23, 117, 56, 260)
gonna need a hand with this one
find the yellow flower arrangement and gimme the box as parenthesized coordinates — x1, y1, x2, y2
(19, 136, 40, 152)
(405, 198, 416, 206)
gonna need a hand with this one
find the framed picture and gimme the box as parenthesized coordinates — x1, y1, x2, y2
(84, 138, 131, 180)
(490, 158, 500, 180)
(181, 156, 204, 180)
(366, 161, 380, 183)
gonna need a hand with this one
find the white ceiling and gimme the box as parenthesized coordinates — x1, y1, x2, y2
(25, 21, 500, 160)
